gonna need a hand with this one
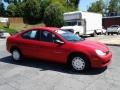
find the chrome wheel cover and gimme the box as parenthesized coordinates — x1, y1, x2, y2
(72, 57, 85, 70)
(12, 50, 20, 61)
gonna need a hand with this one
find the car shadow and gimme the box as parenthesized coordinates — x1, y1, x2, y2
(0, 56, 107, 75)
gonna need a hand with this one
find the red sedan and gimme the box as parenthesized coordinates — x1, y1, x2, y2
(6, 27, 112, 71)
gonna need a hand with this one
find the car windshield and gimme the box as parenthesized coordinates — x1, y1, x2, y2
(55, 30, 84, 42)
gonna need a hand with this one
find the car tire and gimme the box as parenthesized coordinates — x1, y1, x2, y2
(68, 55, 90, 72)
(117, 31, 120, 35)
(107, 32, 110, 35)
(12, 49, 22, 61)
(111, 33, 113, 35)
(91, 32, 96, 37)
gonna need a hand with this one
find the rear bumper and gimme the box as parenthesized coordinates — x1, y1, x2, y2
(91, 52, 112, 68)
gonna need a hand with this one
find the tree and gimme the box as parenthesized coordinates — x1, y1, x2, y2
(15, 3, 24, 17)
(0, 2, 5, 16)
(108, 0, 120, 13)
(87, 0, 105, 14)
(69, 0, 80, 9)
(13, 0, 18, 5)
(4, 0, 22, 4)
(6, 3, 17, 17)
(3, 0, 80, 24)
(50, 0, 79, 11)
(5, 0, 24, 17)
(40, 0, 51, 20)
(23, 0, 41, 23)
(44, 3, 64, 27)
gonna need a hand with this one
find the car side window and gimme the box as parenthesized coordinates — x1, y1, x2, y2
(40, 30, 53, 42)
(52, 34, 62, 43)
(22, 30, 37, 40)
(30, 31, 37, 39)
(40, 30, 62, 43)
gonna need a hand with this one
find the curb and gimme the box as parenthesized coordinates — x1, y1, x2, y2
(105, 43, 120, 46)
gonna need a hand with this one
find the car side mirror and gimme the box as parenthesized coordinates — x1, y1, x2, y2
(55, 40, 64, 45)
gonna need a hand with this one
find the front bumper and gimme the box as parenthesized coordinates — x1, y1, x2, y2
(91, 52, 112, 68)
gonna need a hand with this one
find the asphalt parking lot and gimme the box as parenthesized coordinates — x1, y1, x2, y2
(0, 38, 120, 90)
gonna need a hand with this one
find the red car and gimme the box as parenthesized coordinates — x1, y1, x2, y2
(6, 27, 112, 71)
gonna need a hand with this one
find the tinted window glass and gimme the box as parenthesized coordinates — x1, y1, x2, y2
(30, 31, 37, 39)
(40, 31, 53, 42)
(56, 30, 84, 42)
(40, 30, 62, 43)
(22, 30, 37, 40)
(52, 34, 62, 43)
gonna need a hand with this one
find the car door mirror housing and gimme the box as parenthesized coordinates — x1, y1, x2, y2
(55, 40, 64, 45)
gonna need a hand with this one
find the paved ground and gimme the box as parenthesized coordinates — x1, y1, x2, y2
(0, 38, 120, 90)
(88, 35, 120, 46)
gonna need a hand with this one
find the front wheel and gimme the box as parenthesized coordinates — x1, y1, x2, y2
(12, 49, 22, 61)
(68, 55, 90, 71)
(117, 31, 120, 35)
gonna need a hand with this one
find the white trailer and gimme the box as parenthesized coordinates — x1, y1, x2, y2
(61, 11, 103, 36)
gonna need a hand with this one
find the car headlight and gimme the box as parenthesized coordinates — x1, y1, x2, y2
(95, 50, 106, 56)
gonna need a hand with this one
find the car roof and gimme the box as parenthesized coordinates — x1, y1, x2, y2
(30, 27, 59, 32)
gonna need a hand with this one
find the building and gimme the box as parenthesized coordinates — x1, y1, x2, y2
(103, 16, 120, 29)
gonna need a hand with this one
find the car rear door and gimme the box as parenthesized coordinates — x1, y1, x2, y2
(19, 30, 40, 58)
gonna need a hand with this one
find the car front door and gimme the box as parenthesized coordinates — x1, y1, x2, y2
(37, 30, 70, 63)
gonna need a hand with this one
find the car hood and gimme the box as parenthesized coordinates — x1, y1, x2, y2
(75, 39, 109, 52)
(107, 27, 118, 30)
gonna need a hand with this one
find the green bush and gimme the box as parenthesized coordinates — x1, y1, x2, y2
(44, 3, 64, 27)
(23, 0, 41, 23)
(6, 3, 17, 17)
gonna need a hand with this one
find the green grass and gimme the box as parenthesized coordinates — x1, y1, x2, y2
(0, 26, 17, 34)
(9, 23, 45, 31)
(0, 22, 45, 34)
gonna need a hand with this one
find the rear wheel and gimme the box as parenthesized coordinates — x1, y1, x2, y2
(12, 49, 22, 61)
(68, 55, 90, 72)
(111, 33, 113, 35)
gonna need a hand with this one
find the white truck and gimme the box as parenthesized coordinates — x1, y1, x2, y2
(61, 11, 103, 36)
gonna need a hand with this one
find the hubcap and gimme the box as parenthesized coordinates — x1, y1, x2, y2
(72, 57, 85, 70)
(12, 50, 20, 60)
